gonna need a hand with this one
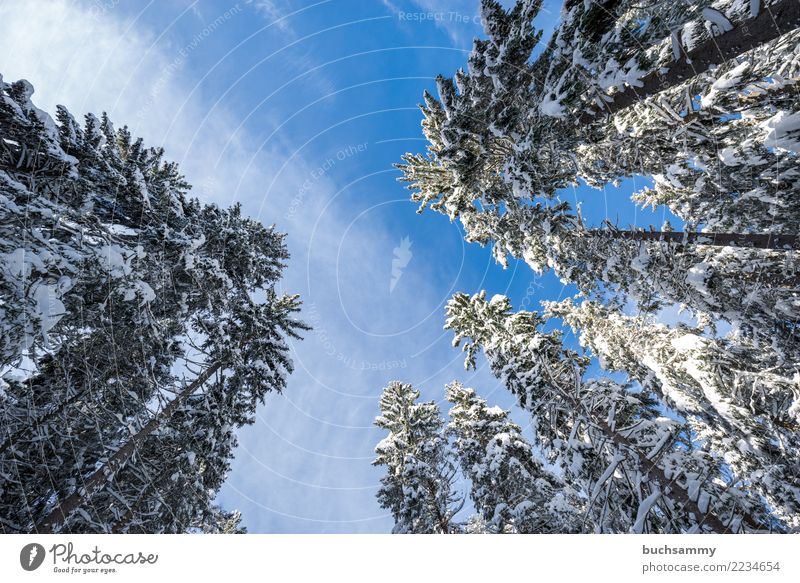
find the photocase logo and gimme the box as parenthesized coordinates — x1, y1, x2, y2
(390, 236, 413, 293)
(20, 543, 46, 571)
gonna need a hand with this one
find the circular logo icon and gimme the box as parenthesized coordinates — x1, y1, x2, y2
(20, 543, 46, 571)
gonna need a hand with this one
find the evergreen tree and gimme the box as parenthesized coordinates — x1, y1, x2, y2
(573, 0, 800, 122)
(400, 0, 800, 217)
(399, 0, 800, 236)
(373, 381, 463, 533)
(546, 298, 800, 529)
(445, 291, 777, 532)
(398, 0, 800, 380)
(580, 31, 800, 235)
(0, 75, 306, 533)
(445, 381, 583, 533)
(198, 507, 247, 534)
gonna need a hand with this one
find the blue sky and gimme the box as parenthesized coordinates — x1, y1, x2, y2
(0, 0, 673, 532)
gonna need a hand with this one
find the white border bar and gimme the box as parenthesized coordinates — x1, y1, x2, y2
(2, 534, 798, 581)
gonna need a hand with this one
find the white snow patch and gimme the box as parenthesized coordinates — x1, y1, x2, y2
(539, 94, 565, 118)
(686, 263, 711, 296)
(31, 283, 66, 346)
(107, 224, 138, 236)
(718, 147, 741, 166)
(96, 244, 135, 278)
(122, 280, 156, 304)
(633, 489, 662, 533)
(701, 61, 750, 108)
(702, 8, 733, 33)
(670, 334, 705, 352)
(2, 248, 42, 278)
(760, 111, 800, 153)
(630, 247, 650, 273)
(489, 294, 506, 306)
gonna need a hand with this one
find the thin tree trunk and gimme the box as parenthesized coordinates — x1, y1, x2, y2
(34, 360, 223, 534)
(596, 229, 800, 286)
(596, 228, 799, 250)
(578, 0, 800, 123)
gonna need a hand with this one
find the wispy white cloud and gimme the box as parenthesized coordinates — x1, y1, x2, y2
(248, 0, 294, 32)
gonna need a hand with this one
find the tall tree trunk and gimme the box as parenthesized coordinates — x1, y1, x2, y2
(591, 229, 800, 286)
(578, 0, 800, 123)
(595, 228, 799, 250)
(34, 360, 223, 534)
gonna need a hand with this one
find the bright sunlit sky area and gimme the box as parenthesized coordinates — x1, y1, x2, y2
(0, 0, 677, 532)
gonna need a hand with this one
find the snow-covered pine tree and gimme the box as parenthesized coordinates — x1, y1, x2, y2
(539, 23, 800, 348)
(373, 381, 463, 533)
(445, 291, 778, 532)
(579, 29, 800, 236)
(567, 0, 800, 122)
(415, 0, 800, 252)
(401, 0, 800, 221)
(424, 197, 800, 372)
(399, 0, 800, 235)
(0, 75, 306, 533)
(541, 0, 798, 116)
(398, 0, 800, 371)
(1, 77, 175, 532)
(198, 507, 247, 534)
(53, 308, 300, 535)
(445, 381, 584, 533)
(407, 0, 797, 202)
(546, 298, 800, 529)
(88, 386, 241, 534)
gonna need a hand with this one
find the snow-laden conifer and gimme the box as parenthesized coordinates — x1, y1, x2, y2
(445, 292, 778, 532)
(546, 298, 800, 529)
(0, 75, 306, 533)
(373, 381, 463, 533)
(445, 381, 583, 533)
(398, 0, 800, 378)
